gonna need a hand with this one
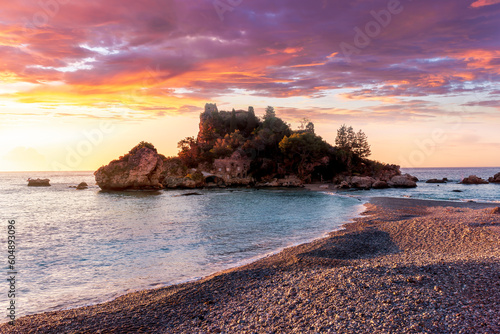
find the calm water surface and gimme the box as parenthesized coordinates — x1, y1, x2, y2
(1, 167, 498, 320)
(0, 171, 361, 319)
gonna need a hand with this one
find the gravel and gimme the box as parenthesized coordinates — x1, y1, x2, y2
(2, 198, 499, 333)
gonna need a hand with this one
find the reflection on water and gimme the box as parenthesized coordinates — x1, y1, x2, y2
(97, 190, 163, 197)
(2, 167, 497, 319)
(0, 172, 360, 318)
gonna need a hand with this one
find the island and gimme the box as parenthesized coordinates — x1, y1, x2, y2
(95, 103, 417, 191)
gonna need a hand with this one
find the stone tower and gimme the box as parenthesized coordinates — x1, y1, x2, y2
(204, 103, 218, 114)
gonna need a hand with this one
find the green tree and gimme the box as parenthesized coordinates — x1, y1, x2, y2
(279, 132, 330, 178)
(129, 141, 156, 154)
(298, 118, 315, 134)
(177, 136, 199, 167)
(264, 106, 276, 120)
(353, 130, 371, 158)
(210, 138, 232, 158)
(298, 118, 309, 130)
(245, 106, 258, 135)
(306, 122, 315, 134)
(335, 124, 356, 151)
(230, 108, 237, 133)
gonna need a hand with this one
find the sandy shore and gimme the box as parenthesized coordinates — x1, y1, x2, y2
(2, 197, 499, 333)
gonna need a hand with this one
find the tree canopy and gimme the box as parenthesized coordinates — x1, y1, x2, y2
(173, 104, 374, 182)
(335, 124, 371, 158)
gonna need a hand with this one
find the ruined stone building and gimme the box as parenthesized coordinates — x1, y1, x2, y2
(213, 151, 250, 179)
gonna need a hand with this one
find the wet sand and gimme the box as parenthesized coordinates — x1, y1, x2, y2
(2, 197, 499, 333)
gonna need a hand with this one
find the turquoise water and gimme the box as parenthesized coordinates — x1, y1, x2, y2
(1, 167, 498, 320)
(0, 171, 361, 319)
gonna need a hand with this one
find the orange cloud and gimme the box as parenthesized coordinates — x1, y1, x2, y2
(470, 0, 500, 8)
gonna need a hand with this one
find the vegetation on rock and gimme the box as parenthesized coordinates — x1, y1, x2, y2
(169, 103, 393, 184)
(95, 103, 408, 190)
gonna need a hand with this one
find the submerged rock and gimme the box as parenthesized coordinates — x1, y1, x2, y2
(426, 178, 448, 184)
(28, 178, 50, 187)
(175, 192, 203, 197)
(94, 143, 164, 191)
(460, 175, 489, 184)
(76, 182, 88, 190)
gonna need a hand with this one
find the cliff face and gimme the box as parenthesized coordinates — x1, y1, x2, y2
(94, 145, 164, 191)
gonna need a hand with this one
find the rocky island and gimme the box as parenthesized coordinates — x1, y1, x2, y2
(95, 143, 164, 191)
(27, 178, 51, 187)
(95, 103, 417, 191)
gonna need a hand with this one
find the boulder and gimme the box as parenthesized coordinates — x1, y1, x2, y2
(374, 164, 401, 182)
(372, 180, 389, 189)
(460, 175, 489, 185)
(278, 175, 303, 187)
(488, 172, 500, 183)
(28, 178, 50, 187)
(256, 175, 303, 187)
(491, 207, 500, 214)
(337, 181, 350, 189)
(221, 176, 253, 187)
(389, 174, 417, 188)
(163, 176, 197, 189)
(426, 178, 447, 184)
(76, 182, 88, 190)
(406, 174, 419, 182)
(94, 143, 164, 190)
(351, 176, 375, 190)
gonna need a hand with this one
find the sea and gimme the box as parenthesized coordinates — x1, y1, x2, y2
(0, 167, 499, 320)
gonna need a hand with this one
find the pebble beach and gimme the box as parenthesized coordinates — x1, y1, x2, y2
(2, 197, 499, 333)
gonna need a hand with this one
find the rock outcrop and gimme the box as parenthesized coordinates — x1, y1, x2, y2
(351, 176, 375, 190)
(388, 174, 418, 188)
(28, 178, 50, 187)
(460, 175, 489, 185)
(76, 182, 88, 190)
(488, 172, 500, 183)
(373, 164, 401, 182)
(333, 165, 417, 190)
(94, 143, 164, 191)
(256, 175, 303, 187)
(372, 180, 389, 189)
(162, 176, 198, 189)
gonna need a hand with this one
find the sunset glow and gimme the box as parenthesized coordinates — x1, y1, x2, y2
(1, 0, 499, 171)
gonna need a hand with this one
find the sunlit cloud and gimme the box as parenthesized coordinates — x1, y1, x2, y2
(470, 0, 500, 8)
(0, 0, 499, 169)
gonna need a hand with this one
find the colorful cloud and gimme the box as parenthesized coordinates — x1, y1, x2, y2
(0, 0, 499, 169)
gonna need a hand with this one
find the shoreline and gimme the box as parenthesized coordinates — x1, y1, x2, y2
(2, 197, 499, 333)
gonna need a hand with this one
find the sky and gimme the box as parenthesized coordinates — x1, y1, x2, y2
(1, 0, 499, 171)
